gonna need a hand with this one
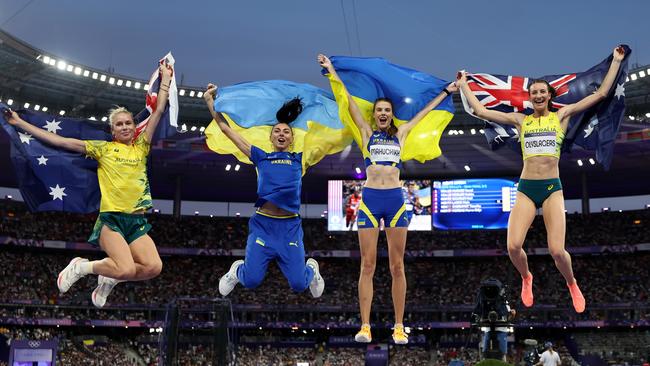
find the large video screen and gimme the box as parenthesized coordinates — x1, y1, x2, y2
(432, 178, 517, 230)
(10, 340, 57, 366)
(328, 180, 432, 231)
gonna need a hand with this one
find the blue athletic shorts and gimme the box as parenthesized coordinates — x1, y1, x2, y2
(357, 187, 409, 229)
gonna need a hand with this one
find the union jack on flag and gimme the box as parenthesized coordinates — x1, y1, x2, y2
(0, 54, 179, 213)
(134, 52, 179, 141)
(460, 45, 630, 169)
(465, 73, 575, 113)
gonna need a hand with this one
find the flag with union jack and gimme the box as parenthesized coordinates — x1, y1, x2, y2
(460, 46, 630, 169)
(0, 54, 178, 213)
(133, 52, 178, 142)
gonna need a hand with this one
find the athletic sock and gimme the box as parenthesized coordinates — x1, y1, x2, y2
(77, 261, 95, 275)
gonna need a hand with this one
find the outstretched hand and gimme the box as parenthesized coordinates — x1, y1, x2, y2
(2, 109, 20, 126)
(317, 54, 333, 71)
(613, 46, 626, 62)
(159, 62, 173, 79)
(203, 83, 218, 104)
(456, 71, 468, 86)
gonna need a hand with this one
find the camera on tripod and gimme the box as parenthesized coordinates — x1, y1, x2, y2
(470, 278, 515, 361)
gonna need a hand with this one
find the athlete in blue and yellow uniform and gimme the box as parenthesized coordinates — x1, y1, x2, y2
(402, 182, 421, 224)
(5, 63, 174, 308)
(458, 46, 627, 313)
(320, 54, 457, 344)
(202, 83, 324, 299)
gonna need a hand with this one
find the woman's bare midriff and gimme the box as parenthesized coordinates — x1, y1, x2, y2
(520, 156, 560, 180)
(364, 164, 401, 189)
(259, 201, 295, 216)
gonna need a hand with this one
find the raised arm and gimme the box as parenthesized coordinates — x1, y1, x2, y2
(318, 54, 372, 139)
(557, 46, 626, 126)
(203, 83, 252, 159)
(4, 109, 86, 153)
(142, 63, 174, 143)
(397, 81, 457, 141)
(457, 72, 523, 128)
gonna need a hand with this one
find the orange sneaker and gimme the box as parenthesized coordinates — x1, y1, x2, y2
(568, 281, 586, 313)
(521, 273, 534, 307)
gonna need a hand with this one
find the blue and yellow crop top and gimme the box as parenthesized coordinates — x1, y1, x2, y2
(364, 130, 402, 169)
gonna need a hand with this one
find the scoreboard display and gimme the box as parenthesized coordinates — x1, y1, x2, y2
(432, 178, 517, 230)
(9, 339, 57, 366)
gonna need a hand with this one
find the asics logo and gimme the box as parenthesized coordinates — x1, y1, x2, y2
(547, 184, 554, 191)
(289, 242, 298, 247)
(255, 238, 265, 246)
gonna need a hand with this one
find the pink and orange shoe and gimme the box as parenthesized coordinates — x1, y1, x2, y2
(521, 273, 534, 307)
(567, 281, 586, 313)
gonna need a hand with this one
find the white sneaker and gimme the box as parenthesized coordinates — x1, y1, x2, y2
(219, 260, 244, 296)
(57, 257, 88, 293)
(306, 258, 324, 298)
(92, 275, 119, 308)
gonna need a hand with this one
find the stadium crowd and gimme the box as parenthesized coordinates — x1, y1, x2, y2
(1, 250, 649, 310)
(1, 200, 648, 251)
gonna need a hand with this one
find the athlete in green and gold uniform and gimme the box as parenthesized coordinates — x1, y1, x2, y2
(85, 133, 153, 246)
(5, 63, 174, 308)
(459, 46, 626, 313)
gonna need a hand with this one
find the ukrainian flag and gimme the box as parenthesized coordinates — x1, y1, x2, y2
(324, 56, 455, 163)
(204, 80, 352, 173)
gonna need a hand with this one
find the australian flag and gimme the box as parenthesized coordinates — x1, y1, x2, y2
(460, 46, 630, 169)
(0, 53, 178, 213)
(135, 52, 178, 141)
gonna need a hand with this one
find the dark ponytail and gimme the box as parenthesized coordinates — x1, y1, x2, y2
(276, 97, 303, 124)
(373, 97, 398, 137)
(529, 79, 557, 110)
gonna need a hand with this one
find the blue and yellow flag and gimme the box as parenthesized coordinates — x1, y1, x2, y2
(204, 80, 352, 173)
(324, 56, 455, 163)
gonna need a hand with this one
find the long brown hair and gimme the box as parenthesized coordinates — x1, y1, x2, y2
(373, 98, 398, 137)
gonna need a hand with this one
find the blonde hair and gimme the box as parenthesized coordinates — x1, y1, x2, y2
(108, 106, 133, 130)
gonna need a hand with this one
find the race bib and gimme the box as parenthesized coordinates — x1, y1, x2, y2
(523, 131, 557, 155)
(369, 144, 401, 163)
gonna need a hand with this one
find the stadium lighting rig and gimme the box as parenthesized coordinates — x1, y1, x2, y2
(36, 53, 206, 99)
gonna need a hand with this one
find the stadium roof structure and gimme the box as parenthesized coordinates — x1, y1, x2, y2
(1, 29, 649, 202)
